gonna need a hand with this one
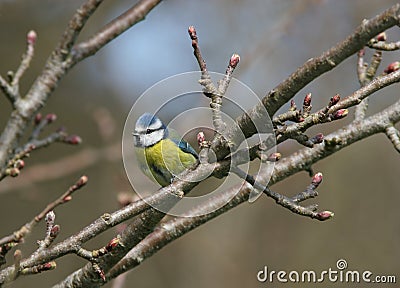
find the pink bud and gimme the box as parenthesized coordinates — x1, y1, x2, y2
(77, 175, 88, 187)
(188, 26, 196, 35)
(197, 132, 205, 142)
(7, 168, 20, 177)
(290, 100, 297, 111)
(303, 93, 312, 107)
(106, 238, 120, 252)
(329, 94, 340, 106)
(197, 131, 205, 144)
(34, 113, 42, 125)
(311, 172, 323, 186)
(384, 61, 400, 74)
(15, 159, 25, 170)
(99, 270, 106, 282)
(117, 192, 135, 207)
(376, 32, 386, 42)
(65, 135, 82, 145)
(63, 195, 72, 202)
(45, 113, 57, 123)
(50, 225, 60, 238)
(266, 152, 281, 162)
(13, 249, 22, 260)
(43, 262, 56, 270)
(188, 26, 197, 40)
(311, 133, 324, 144)
(27, 30, 37, 45)
(317, 211, 334, 220)
(333, 109, 348, 120)
(230, 54, 240, 68)
(28, 144, 36, 151)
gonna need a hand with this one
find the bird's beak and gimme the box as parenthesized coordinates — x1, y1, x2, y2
(132, 132, 140, 146)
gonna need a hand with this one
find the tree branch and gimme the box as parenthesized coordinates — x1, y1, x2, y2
(0, 0, 161, 181)
(275, 69, 400, 143)
(210, 4, 400, 159)
(106, 99, 400, 280)
(71, 0, 162, 63)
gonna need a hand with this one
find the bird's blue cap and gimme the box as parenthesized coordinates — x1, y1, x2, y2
(137, 113, 163, 128)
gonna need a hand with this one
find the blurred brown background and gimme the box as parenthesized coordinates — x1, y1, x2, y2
(0, 0, 399, 287)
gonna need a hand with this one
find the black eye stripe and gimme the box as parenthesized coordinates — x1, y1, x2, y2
(146, 128, 158, 133)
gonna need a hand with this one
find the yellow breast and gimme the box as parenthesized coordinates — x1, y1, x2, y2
(135, 139, 197, 186)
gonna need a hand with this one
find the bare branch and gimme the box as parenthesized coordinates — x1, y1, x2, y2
(3, 96, 400, 284)
(210, 4, 400, 159)
(0, 0, 160, 176)
(20, 262, 56, 276)
(37, 212, 60, 250)
(272, 100, 400, 184)
(276, 69, 400, 144)
(357, 49, 368, 86)
(355, 49, 383, 121)
(365, 50, 382, 81)
(0, 176, 88, 247)
(189, 27, 241, 134)
(107, 184, 254, 279)
(231, 167, 330, 220)
(218, 53, 240, 95)
(0, 30, 37, 105)
(188, 26, 208, 75)
(367, 40, 400, 51)
(385, 125, 400, 153)
(107, 99, 400, 281)
(71, 0, 162, 63)
(0, 113, 82, 181)
(0, 171, 206, 284)
(0, 75, 16, 103)
(0, 2, 399, 286)
(12, 31, 37, 88)
(57, 0, 104, 59)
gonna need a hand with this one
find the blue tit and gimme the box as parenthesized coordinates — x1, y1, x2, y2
(133, 113, 198, 187)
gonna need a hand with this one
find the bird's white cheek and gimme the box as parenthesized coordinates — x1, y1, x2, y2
(142, 130, 164, 147)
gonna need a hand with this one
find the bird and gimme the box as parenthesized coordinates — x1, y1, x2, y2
(132, 113, 198, 187)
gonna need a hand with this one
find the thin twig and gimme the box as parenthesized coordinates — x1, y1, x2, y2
(188, 26, 208, 75)
(385, 125, 400, 153)
(357, 49, 367, 86)
(188, 26, 228, 133)
(58, 0, 104, 59)
(0, 30, 37, 105)
(218, 54, 240, 95)
(3, 97, 400, 285)
(276, 69, 400, 143)
(0, 129, 80, 181)
(367, 40, 400, 51)
(71, 0, 162, 63)
(0, 176, 88, 247)
(230, 167, 330, 220)
(0, 75, 15, 103)
(0, 0, 160, 175)
(210, 4, 400, 159)
(106, 99, 400, 281)
(355, 49, 383, 121)
(12, 31, 37, 87)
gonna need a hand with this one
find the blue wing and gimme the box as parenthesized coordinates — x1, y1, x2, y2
(168, 128, 198, 158)
(173, 138, 198, 158)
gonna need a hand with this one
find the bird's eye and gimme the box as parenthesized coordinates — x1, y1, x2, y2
(146, 129, 151, 133)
